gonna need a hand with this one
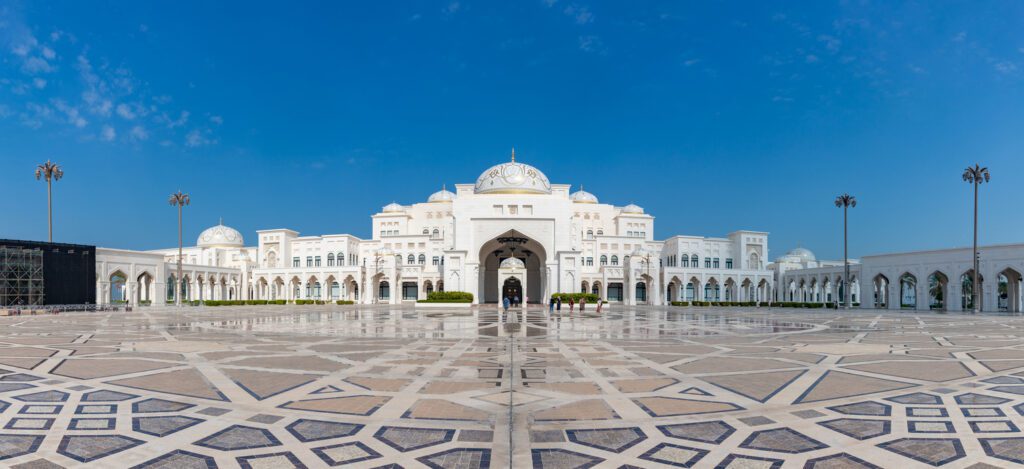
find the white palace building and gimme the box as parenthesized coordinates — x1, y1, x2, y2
(93, 153, 1024, 313)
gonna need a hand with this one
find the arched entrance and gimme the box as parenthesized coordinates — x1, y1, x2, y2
(477, 230, 547, 303)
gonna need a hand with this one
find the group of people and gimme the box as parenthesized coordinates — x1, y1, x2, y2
(500, 295, 604, 315)
(548, 295, 603, 314)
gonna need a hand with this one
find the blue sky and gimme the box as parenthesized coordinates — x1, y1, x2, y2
(1, 1, 1022, 260)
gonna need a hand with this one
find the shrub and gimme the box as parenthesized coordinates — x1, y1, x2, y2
(670, 301, 690, 307)
(336, 300, 354, 305)
(551, 293, 599, 303)
(426, 291, 474, 302)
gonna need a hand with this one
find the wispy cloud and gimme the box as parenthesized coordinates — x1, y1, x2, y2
(578, 35, 604, 54)
(563, 4, 593, 24)
(0, 5, 219, 148)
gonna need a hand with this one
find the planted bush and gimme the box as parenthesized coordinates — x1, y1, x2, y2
(551, 293, 600, 303)
(418, 291, 474, 303)
(336, 300, 354, 305)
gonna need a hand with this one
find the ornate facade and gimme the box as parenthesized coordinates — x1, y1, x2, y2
(94, 154, 774, 305)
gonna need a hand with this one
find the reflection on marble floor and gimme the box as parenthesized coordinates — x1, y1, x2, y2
(0, 305, 1023, 467)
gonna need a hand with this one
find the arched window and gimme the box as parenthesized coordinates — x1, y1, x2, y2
(691, 255, 698, 267)
(682, 256, 689, 267)
(422, 228, 429, 235)
(611, 255, 619, 266)
(600, 255, 607, 266)
(418, 254, 426, 264)
(378, 281, 390, 300)
(407, 254, 414, 264)
(327, 253, 335, 266)
(432, 228, 440, 238)
(596, 230, 603, 236)
(635, 282, 647, 302)
(586, 229, 594, 239)
(337, 252, 345, 266)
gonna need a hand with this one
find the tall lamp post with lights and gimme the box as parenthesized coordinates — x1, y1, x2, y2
(834, 193, 856, 310)
(963, 164, 990, 314)
(168, 191, 190, 306)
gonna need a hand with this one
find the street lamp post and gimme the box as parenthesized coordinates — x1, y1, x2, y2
(34, 160, 64, 243)
(168, 191, 191, 306)
(963, 164, 990, 314)
(834, 194, 856, 309)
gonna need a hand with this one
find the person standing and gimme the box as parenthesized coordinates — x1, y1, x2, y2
(502, 296, 510, 317)
(569, 297, 575, 313)
(549, 296, 555, 313)
(556, 296, 562, 312)
(580, 297, 586, 312)
(596, 298, 603, 314)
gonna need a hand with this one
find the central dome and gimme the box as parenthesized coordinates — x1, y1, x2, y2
(474, 149, 551, 195)
(197, 222, 244, 248)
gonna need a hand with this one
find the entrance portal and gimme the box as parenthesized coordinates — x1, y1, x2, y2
(503, 277, 523, 304)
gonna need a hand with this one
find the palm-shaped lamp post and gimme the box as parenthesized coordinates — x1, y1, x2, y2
(834, 194, 856, 309)
(168, 191, 191, 306)
(962, 164, 990, 314)
(34, 160, 64, 242)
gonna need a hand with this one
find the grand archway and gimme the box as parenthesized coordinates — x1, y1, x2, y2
(477, 230, 547, 303)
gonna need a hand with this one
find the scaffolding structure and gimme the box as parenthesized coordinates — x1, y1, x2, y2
(0, 245, 45, 306)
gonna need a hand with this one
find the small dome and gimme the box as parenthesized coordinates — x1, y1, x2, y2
(382, 202, 404, 213)
(785, 247, 816, 262)
(428, 186, 456, 203)
(570, 187, 599, 204)
(474, 149, 551, 195)
(500, 257, 526, 269)
(621, 203, 644, 214)
(197, 222, 244, 248)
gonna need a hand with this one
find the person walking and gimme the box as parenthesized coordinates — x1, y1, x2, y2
(569, 297, 575, 313)
(513, 295, 520, 308)
(596, 298, 603, 314)
(549, 296, 555, 313)
(502, 296, 510, 318)
(556, 296, 562, 312)
(580, 297, 586, 312)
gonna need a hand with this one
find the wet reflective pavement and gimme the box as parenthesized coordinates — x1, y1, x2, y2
(0, 305, 1022, 468)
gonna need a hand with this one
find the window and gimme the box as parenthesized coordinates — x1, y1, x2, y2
(293, 257, 300, 267)
(315, 256, 321, 267)
(691, 255, 698, 267)
(338, 252, 345, 266)
(407, 254, 415, 264)
(418, 254, 425, 264)
(586, 229, 594, 239)
(611, 255, 619, 266)
(432, 228, 440, 238)
(596, 230, 603, 236)
(509, 205, 518, 215)
(422, 228, 429, 235)
(713, 258, 719, 269)
(682, 256, 689, 267)
(493, 205, 503, 215)
(586, 257, 593, 266)
(379, 231, 385, 238)
(726, 258, 733, 269)
(600, 255, 607, 266)
(627, 231, 633, 237)
(705, 258, 711, 268)
(306, 256, 313, 267)
(327, 254, 334, 266)
(432, 256, 440, 266)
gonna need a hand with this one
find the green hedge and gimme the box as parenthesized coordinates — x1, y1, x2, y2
(294, 300, 327, 305)
(425, 291, 474, 302)
(336, 300, 354, 305)
(551, 293, 599, 303)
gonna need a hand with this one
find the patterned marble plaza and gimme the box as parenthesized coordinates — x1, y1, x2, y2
(0, 305, 1024, 467)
